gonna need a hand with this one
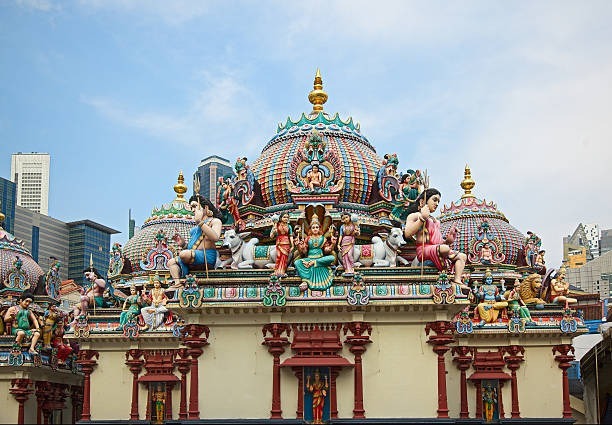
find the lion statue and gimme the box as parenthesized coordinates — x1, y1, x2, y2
(519, 274, 546, 305)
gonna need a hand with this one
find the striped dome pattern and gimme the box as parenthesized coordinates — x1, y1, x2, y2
(0, 227, 43, 290)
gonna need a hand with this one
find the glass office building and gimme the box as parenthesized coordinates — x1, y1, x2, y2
(67, 220, 120, 282)
(0, 177, 16, 233)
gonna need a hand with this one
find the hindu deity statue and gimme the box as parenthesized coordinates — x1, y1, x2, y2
(41, 304, 63, 348)
(108, 242, 125, 278)
(306, 369, 329, 424)
(523, 231, 542, 269)
(337, 213, 360, 277)
(295, 215, 337, 292)
(217, 177, 243, 228)
(83, 267, 107, 308)
(548, 266, 577, 308)
(475, 270, 508, 326)
(504, 278, 534, 323)
(403, 188, 469, 292)
(390, 169, 422, 224)
(51, 321, 72, 364)
(3, 292, 41, 354)
(44, 259, 61, 300)
(117, 284, 142, 331)
(269, 212, 294, 277)
(141, 274, 168, 331)
(168, 195, 222, 284)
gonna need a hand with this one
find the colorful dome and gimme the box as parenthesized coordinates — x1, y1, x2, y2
(439, 166, 525, 266)
(0, 224, 44, 292)
(122, 173, 195, 275)
(252, 71, 382, 208)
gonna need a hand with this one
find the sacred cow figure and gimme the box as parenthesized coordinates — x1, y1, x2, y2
(403, 188, 469, 292)
(168, 195, 222, 284)
(4, 292, 41, 354)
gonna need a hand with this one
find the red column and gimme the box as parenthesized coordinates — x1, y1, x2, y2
(70, 386, 83, 424)
(330, 368, 340, 419)
(166, 382, 174, 420)
(125, 349, 144, 420)
(10, 379, 33, 425)
(182, 324, 210, 420)
(76, 349, 99, 421)
(35, 381, 51, 424)
(475, 381, 483, 418)
(503, 345, 525, 418)
(343, 321, 372, 419)
(498, 382, 506, 418)
(553, 344, 575, 419)
(425, 321, 454, 418)
(452, 346, 473, 418)
(176, 348, 191, 420)
(292, 367, 304, 419)
(262, 323, 291, 419)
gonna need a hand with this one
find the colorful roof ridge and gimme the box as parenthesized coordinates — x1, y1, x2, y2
(277, 111, 360, 133)
(440, 196, 508, 222)
(144, 172, 194, 224)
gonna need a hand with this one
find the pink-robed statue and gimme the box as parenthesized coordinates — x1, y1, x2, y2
(403, 188, 469, 292)
(270, 212, 294, 277)
(337, 212, 360, 277)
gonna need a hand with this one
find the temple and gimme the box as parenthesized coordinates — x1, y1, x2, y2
(0, 71, 589, 424)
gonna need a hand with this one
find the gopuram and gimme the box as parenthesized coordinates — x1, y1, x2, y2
(0, 71, 585, 424)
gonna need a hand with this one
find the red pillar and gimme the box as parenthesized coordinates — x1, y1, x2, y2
(125, 349, 144, 420)
(9, 379, 33, 425)
(292, 367, 304, 419)
(330, 368, 340, 419)
(176, 348, 191, 420)
(262, 323, 291, 419)
(35, 381, 51, 425)
(452, 346, 473, 418)
(503, 345, 525, 418)
(182, 324, 210, 420)
(76, 349, 99, 421)
(425, 321, 454, 418)
(553, 344, 575, 419)
(343, 321, 372, 419)
(498, 381, 506, 418)
(475, 381, 483, 418)
(166, 382, 175, 420)
(70, 386, 83, 424)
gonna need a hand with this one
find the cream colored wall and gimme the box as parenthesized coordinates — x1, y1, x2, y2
(0, 380, 18, 424)
(90, 349, 133, 420)
(519, 345, 564, 418)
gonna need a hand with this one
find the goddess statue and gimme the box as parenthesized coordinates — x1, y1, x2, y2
(269, 212, 294, 277)
(306, 369, 328, 424)
(294, 215, 336, 292)
(337, 213, 359, 277)
(117, 284, 142, 331)
(141, 275, 168, 331)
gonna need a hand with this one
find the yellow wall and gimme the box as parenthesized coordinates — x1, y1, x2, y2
(0, 380, 18, 424)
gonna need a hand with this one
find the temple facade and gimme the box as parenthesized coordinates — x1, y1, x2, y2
(0, 71, 585, 424)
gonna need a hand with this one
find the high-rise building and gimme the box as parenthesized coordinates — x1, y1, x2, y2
(566, 250, 612, 300)
(600, 228, 612, 256)
(0, 177, 16, 234)
(582, 223, 600, 258)
(10, 152, 50, 215)
(193, 155, 233, 204)
(67, 220, 120, 281)
(563, 223, 598, 267)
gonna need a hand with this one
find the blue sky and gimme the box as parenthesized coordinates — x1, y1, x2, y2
(1, 0, 611, 267)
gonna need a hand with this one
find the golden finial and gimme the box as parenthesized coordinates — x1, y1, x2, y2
(174, 171, 188, 202)
(308, 68, 328, 113)
(460, 164, 476, 199)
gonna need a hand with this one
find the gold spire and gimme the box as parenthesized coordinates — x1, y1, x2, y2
(308, 68, 328, 113)
(174, 171, 188, 202)
(460, 164, 476, 199)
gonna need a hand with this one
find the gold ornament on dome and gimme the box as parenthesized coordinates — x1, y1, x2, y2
(308, 68, 328, 113)
(173, 171, 188, 202)
(460, 164, 476, 199)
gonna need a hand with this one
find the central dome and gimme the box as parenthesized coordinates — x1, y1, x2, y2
(252, 71, 382, 208)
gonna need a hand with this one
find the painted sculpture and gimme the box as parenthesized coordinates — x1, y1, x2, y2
(3, 292, 41, 354)
(504, 278, 534, 323)
(44, 259, 61, 300)
(548, 266, 577, 308)
(390, 169, 423, 224)
(353, 227, 408, 268)
(403, 188, 469, 291)
(523, 231, 542, 269)
(518, 274, 546, 306)
(168, 195, 223, 283)
(475, 270, 508, 326)
(306, 369, 328, 425)
(295, 215, 336, 292)
(221, 229, 277, 270)
(117, 284, 142, 331)
(270, 212, 294, 277)
(141, 274, 168, 331)
(84, 267, 107, 308)
(337, 213, 359, 277)
(41, 304, 63, 348)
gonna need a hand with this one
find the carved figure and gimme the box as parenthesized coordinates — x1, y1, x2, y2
(153, 383, 165, 423)
(504, 279, 533, 323)
(42, 305, 62, 348)
(84, 268, 107, 308)
(518, 274, 546, 306)
(44, 259, 61, 300)
(475, 270, 508, 325)
(234, 157, 248, 181)
(217, 177, 243, 228)
(141, 274, 168, 331)
(534, 250, 546, 273)
(549, 267, 577, 308)
(295, 215, 336, 292)
(337, 213, 360, 276)
(306, 164, 324, 192)
(117, 284, 142, 331)
(270, 212, 294, 277)
(168, 195, 223, 283)
(221, 229, 278, 270)
(3, 292, 41, 354)
(390, 169, 422, 223)
(108, 242, 125, 278)
(482, 384, 498, 422)
(306, 369, 328, 424)
(403, 188, 469, 291)
(377, 154, 401, 201)
(353, 227, 408, 268)
(51, 322, 72, 364)
(524, 231, 542, 268)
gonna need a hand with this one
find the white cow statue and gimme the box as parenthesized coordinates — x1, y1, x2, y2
(353, 227, 409, 267)
(221, 229, 278, 270)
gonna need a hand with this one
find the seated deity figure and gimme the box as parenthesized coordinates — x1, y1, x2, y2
(3, 292, 41, 354)
(504, 278, 534, 323)
(117, 284, 142, 331)
(475, 270, 508, 326)
(168, 195, 222, 284)
(305, 164, 324, 192)
(337, 213, 359, 277)
(141, 274, 168, 331)
(549, 266, 577, 308)
(295, 215, 337, 292)
(403, 188, 469, 292)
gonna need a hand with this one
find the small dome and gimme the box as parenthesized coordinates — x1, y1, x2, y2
(439, 166, 524, 266)
(0, 226, 44, 292)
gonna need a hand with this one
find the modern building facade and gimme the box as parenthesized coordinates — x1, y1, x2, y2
(567, 250, 612, 301)
(0, 177, 16, 234)
(582, 224, 601, 259)
(10, 152, 50, 215)
(193, 155, 233, 203)
(564, 223, 597, 267)
(66, 220, 120, 282)
(601, 229, 612, 256)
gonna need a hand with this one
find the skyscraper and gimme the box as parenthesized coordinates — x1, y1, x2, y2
(66, 220, 120, 281)
(0, 177, 16, 233)
(193, 155, 233, 203)
(10, 152, 50, 215)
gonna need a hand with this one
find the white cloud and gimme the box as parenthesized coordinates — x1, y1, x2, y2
(16, 0, 59, 12)
(77, 0, 213, 25)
